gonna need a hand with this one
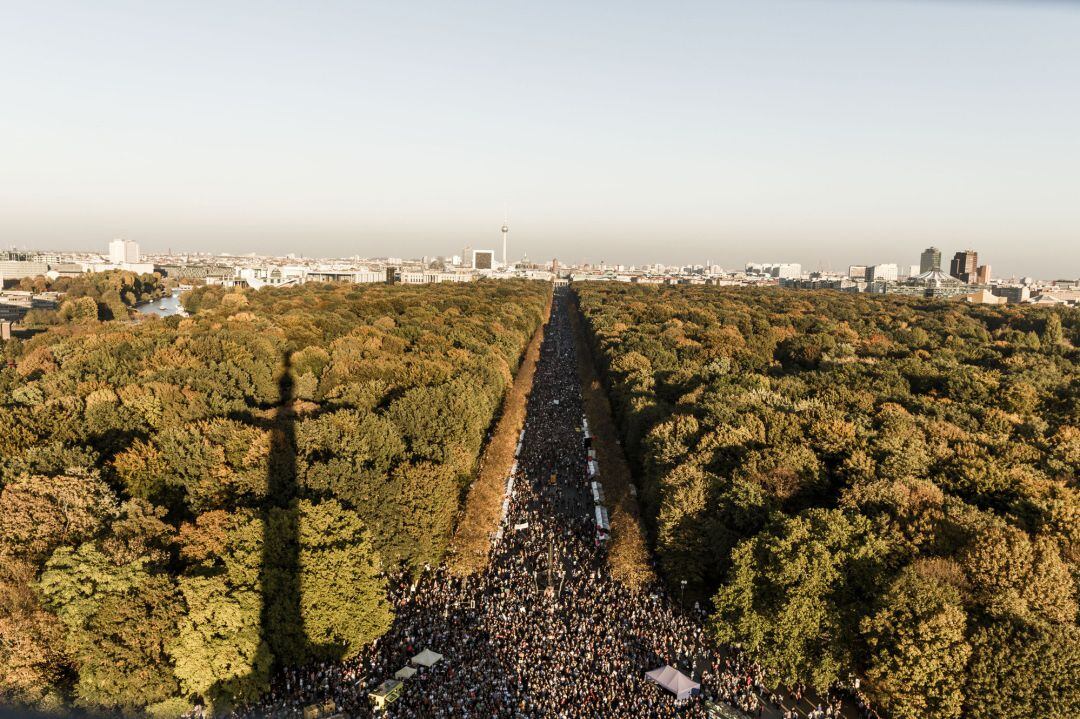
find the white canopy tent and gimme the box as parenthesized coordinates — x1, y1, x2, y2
(394, 666, 417, 680)
(411, 649, 444, 667)
(645, 666, 700, 700)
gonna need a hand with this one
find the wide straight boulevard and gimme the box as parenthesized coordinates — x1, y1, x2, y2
(226, 289, 849, 719)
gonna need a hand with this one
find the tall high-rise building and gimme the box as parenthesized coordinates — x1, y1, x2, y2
(460, 245, 473, 269)
(920, 247, 941, 273)
(108, 238, 140, 264)
(975, 264, 992, 284)
(473, 249, 495, 270)
(949, 250, 978, 282)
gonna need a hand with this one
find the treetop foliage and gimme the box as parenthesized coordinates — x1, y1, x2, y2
(16, 269, 168, 325)
(0, 279, 549, 715)
(577, 284, 1079, 719)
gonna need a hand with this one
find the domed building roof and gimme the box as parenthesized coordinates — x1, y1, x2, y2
(912, 269, 963, 286)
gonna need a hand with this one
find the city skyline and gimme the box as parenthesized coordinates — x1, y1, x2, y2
(2, 235, 1055, 282)
(2, 0, 1079, 277)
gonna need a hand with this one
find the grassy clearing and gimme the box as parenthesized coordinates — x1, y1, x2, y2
(447, 293, 551, 575)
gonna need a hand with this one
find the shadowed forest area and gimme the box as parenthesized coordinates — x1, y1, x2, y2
(577, 284, 1080, 719)
(0, 280, 549, 716)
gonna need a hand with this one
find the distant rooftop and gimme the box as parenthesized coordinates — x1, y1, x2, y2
(912, 269, 964, 285)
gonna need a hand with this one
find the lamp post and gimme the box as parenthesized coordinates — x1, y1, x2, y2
(680, 579, 687, 606)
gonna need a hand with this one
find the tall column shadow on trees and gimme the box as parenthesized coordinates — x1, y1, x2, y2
(212, 353, 341, 711)
(260, 354, 305, 670)
(261, 354, 342, 665)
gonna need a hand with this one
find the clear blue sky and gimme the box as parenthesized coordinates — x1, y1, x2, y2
(1, 0, 1078, 277)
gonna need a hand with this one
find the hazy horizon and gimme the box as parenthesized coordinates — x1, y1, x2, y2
(2, 0, 1078, 277)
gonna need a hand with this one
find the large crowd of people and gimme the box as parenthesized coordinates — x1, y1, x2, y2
(218, 290, 874, 719)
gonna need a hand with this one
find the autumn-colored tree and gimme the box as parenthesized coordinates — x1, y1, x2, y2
(960, 523, 1077, 625)
(0, 563, 70, 707)
(861, 563, 971, 719)
(0, 471, 117, 566)
(37, 501, 182, 712)
(712, 509, 891, 691)
(171, 510, 268, 711)
(578, 283, 1080, 708)
(0, 280, 549, 712)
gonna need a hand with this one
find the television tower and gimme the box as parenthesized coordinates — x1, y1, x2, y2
(501, 219, 509, 268)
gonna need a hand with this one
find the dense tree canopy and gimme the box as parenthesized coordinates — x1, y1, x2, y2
(0, 279, 549, 715)
(18, 269, 168, 324)
(576, 284, 1079, 718)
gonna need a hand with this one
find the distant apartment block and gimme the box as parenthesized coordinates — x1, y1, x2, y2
(992, 286, 1030, 304)
(746, 262, 801, 279)
(0, 260, 50, 285)
(109, 238, 141, 264)
(867, 263, 898, 282)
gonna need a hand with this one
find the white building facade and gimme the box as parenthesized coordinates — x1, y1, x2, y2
(108, 239, 141, 264)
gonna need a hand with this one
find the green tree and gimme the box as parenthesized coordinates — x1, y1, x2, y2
(1041, 312, 1064, 350)
(964, 619, 1080, 719)
(72, 296, 100, 324)
(113, 420, 272, 514)
(297, 499, 392, 658)
(38, 523, 181, 712)
(861, 563, 971, 719)
(171, 510, 269, 711)
(0, 280, 552, 712)
(575, 283, 1080, 716)
(711, 509, 891, 691)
